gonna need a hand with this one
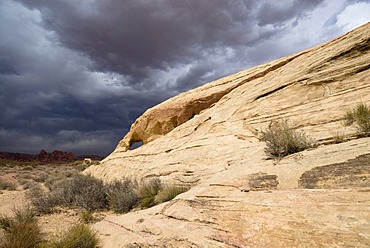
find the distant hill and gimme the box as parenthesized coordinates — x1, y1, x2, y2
(0, 150, 105, 163)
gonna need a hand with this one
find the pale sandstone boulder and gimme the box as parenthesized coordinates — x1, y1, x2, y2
(87, 23, 370, 247)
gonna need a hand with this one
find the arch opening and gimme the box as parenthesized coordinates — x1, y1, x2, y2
(130, 140, 143, 150)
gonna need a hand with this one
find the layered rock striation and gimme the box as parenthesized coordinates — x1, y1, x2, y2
(87, 23, 370, 247)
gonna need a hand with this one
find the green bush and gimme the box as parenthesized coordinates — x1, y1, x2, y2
(46, 224, 99, 248)
(155, 184, 189, 204)
(260, 120, 314, 158)
(106, 179, 140, 213)
(138, 178, 162, 208)
(344, 102, 370, 137)
(0, 207, 43, 248)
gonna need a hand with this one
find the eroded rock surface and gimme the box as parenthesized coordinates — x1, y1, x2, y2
(87, 23, 370, 247)
(299, 153, 370, 189)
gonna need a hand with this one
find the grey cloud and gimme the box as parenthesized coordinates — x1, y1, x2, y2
(15, 0, 326, 92)
(176, 63, 215, 91)
(17, 1, 258, 83)
(256, 0, 325, 27)
(1, 0, 359, 155)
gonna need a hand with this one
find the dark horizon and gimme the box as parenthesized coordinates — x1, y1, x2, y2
(1, 0, 369, 156)
(0, 150, 108, 157)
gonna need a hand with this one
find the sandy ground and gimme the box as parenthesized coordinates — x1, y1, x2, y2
(0, 163, 101, 240)
(0, 189, 82, 238)
(0, 189, 26, 215)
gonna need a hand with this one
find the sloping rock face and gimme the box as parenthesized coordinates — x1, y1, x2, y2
(87, 23, 370, 247)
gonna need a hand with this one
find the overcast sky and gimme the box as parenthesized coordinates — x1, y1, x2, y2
(0, 0, 369, 156)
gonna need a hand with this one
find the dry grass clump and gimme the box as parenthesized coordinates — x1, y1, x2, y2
(0, 207, 99, 248)
(155, 184, 189, 204)
(46, 224, 99, 248)
(80, 210, 95, 224)
(260, 120, 314, 158)
(344, 102, 370, 137)
(0, 207, 43, 248)
(138, 178, 162, 208)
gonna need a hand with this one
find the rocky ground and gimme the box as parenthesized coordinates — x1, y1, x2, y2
(92, 138, 370, 247)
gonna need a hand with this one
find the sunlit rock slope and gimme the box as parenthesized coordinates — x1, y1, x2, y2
(86, 23, 370, 247)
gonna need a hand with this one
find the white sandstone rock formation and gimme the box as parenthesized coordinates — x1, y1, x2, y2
(86, 23, 370, 247)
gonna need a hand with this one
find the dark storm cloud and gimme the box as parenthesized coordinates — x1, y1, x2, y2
(1, 0, 367, 155)
(12, 0, 331, 92)
(17, 0, 328, 90)
(256, 0, 324, 27)
(18, 0, 255, 85)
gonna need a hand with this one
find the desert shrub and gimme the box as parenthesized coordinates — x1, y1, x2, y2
(343, 102, 370, 137)
(46, 224, 99, 248)
(80, 210, 95, 224)
(34, 172, 49, 183)
(17, 172, 33, 180)
(0, 161, 16, 168)
(26, 184, 57, 214)
(22, 166, 34, 171)
(75, 165, 89, 172)
(17, 178, 30, 187)
(30, 194, 61, 214)
(31, 174, 108, 213)
(260, 120, 314, 158)
(0, 180, 17, 191)
(22, 181, 38, 190)
(155, 184, 189, 204)
(106, 179, 140, 213)
(25, 184, 44, 200)
(0, 207, 43, 248)
(29, 174, 104, 213)
(44, 176, 62, 191)
(60, 170, 76, 178)
(138, 178, 162, 208)
(58, 174, 107, 211)
(43, 167, 81, 191)
(0, 167, 17, 176)
(30, 173, 181, 214)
